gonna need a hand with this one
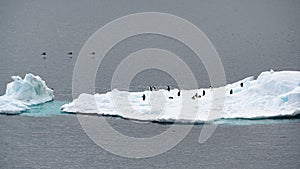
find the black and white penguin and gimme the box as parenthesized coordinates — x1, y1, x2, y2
(149, 86, 153, 91)
(167, 85, 170, 92)
(230, 89, 233, 95)
(41, 52, 46, 55)
(142, 94, 146, 101)
(194, 93, 201, 98)
(203, 90, 205, 96)
(240, 82, 243, 87)
(177, 90, 181, 96)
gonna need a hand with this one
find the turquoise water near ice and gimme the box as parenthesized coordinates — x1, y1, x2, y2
(21, 101, 68, 117)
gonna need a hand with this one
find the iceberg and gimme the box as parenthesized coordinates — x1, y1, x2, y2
(61, 70, 300, 123)
(0, 74, 54, 114)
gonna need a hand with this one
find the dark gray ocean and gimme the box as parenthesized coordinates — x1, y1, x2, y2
(0, 0, 299, 168)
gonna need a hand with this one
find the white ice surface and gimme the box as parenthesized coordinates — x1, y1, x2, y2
(61, 70, 300, 123)
(0, 74, 54, 114)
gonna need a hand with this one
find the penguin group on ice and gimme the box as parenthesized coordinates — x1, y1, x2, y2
(229, 82, 244, 95)
(142, 82, 244, 101)
(143, 85, 174, 101)
(192, 90, 205, 100)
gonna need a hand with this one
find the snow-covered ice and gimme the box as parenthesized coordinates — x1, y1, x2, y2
(61, 70, 300, 123)
(1, 70, 298, 120)
(0, 74, 54, 114)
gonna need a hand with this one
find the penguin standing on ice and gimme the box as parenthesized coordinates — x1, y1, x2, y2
(142, 94, 146, 101)
(203, 90, 205, 96)
(193, 93, 201, 99)
(240, 82, 244, 87)
(167, 85, 170, 92)
(177, 90, 181, 96)
(229, 89, 233, 95)
(149, 86, 153, 91)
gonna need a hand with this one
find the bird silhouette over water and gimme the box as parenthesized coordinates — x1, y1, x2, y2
(41, 52, 47, 60)
(67, 52, 73, 58)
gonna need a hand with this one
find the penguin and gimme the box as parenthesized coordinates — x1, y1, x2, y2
(194, 93, 201, 98)
(192, 96, 196, 100)
(240, 82, 243, 87)
(90, 52, 96, 55)
(167, 85, 170, 92)
(203, 90, 205, 96)
(153, 86, 159, 91)
(67, 52, 73, 55)
(169, 97, 174, 99)
(41, 52, 46, 55)
(149, 86, 153, 91)
(230, 89, 233, 95)
(142, 94, 146, 101)
(177, 90, 181, 96)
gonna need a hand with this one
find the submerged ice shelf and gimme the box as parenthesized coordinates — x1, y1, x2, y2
(0, 74, 54, 114)
(61, 70, 300, 123)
